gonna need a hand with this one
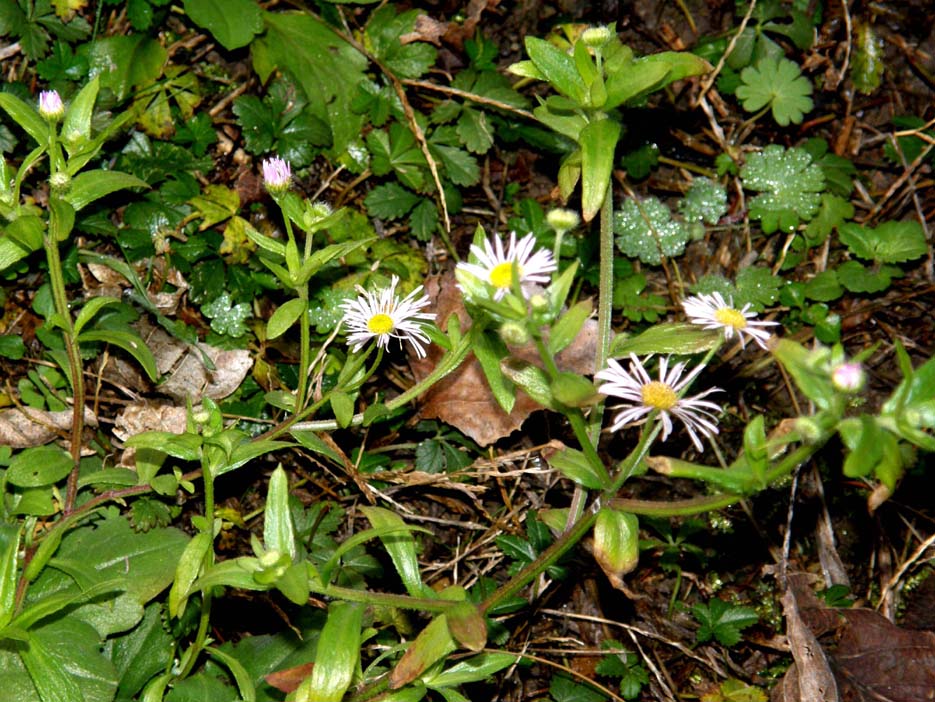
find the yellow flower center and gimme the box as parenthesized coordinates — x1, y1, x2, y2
(489, 262, 520, 289)
(714, 307, 748, 330)
(641, 381, 677, 410)
(367, 313, 395, 335)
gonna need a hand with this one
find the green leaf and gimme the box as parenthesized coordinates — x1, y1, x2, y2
(433, 143, 479, 187)
(735, 266, 782, 310)
(264, 466, 297, 561)
(111, 603, 174, 700)
(580, 118, 621, 222)
(61, 75, 99, 148)
(692, 598, 758, 646)
(188, 184, 239, 231)
(389, 614, 457, 690)
(604, 55, 669, 109)
(424, 652, 518, 689)
(202, 293, 251, 337)
(524, 36, 587, 104)
(679, 177, 727, 224)
(0, 92, 47, 145)
(457, 107, 494, 154)
(205, 645, 256, 702)
(169, 532, 212, 618)
(73, 295, 120, 336)
(78, 329, 159, 381)
(741, 145, 824, 233)
(549, 674, 605, 702)
(472, 327, 515, 414)
(65, 169, 148, 211)
(409, 198, 438, 241)
(8, 445, 72, 487)
(838, 220, 928, 264)
(804, 270, 843, 302)
(79, 34, 167, 103)
(360, 506, 430, 599)
(365, 182, 420, 219)
(267, 298, 306, 340)
(254, 12, 368, 157)
(836, 260, 900, 294)
(614, 197, 691, 265)
(609, 322, 720, 357)
(596, 641, 649, 700)
(549, 300, 592, 356)
(547, 446, 609, 490)
(184, 0, 262, 50)
(736, 56, 813, 126)
(804, 193, 853, 246)
(20, 622, 116, 702)
(301, 602, 363, 702)
(0, 525, 20, 629)
(851, 22, 884, 94)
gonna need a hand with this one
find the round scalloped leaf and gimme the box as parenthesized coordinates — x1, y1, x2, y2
(736, 56, 814, 126)
(614, 197, 691, 265)
(742, 145, 824, 233)
(839, 220, 928, 263)
(679, 177, 728, 224)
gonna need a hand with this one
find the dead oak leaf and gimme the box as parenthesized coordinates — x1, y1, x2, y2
(773, 573, 935, 702)
(409, 272, 595, 447)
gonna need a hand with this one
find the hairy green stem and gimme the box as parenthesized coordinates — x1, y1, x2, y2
(480, 505, 599, 615)
(589, 188, 614, 443)
(295, 289, 310, 413)
(45, 206, 84, 514)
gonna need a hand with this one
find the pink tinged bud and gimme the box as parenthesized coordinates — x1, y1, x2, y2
(832, 362, 865, 393)
(38, 90, 64, 120)
(261, 156, 291, 192)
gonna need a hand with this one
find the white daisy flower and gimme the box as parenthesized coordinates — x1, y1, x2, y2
(261, 156, 291, 192)
(340, 276, 435, 358)
(682, 292, 778, 350)
(596, 354, 723, 451)
(457, 231, 557, 300)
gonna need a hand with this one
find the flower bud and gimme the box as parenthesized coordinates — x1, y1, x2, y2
(261, 156, 291, 193)
(831, 362, 865, 394)
(528, 293, 549, 312)
(38, 90, 64, 121)
(49, 171, 71, 194)
(581, 26, 613, 49)
(546, 208, 580, 234)
(593, 508, 639, 591)
(498, 321, 530, 346)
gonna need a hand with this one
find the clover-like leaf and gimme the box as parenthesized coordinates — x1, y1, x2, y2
(202, 293, 251, 338)
(692, 598, 758, 646)
(838, 221, 928, 264)
(741, 145, 825, 233)
(736, 56, 813, 126)
(614, 197, 691, 265)
(679, 177, 728, 225)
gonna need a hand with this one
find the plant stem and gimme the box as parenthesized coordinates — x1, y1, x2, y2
(479, 504, 599, 615)
(590, 188, 614, 443)
(45, 202, 84, 513)
(295, 288, 310, 413)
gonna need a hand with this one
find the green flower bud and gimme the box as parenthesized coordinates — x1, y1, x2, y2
(593, 508, 639, 590)
(546, 208, 580, 233)
(49, 171, 71, 194)
(581, 26, 613, 49)
(499, 321, 530, 346)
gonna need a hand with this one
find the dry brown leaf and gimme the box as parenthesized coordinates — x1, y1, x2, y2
(400, 15, 449, 45)
(0, 406, 98, 448)
(113, 403, 188, 442)
(410, 272, 595, 446)
(103, 319, 252, 402)
(264, 663, 314, 693)
(773, 572, 935, 701)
